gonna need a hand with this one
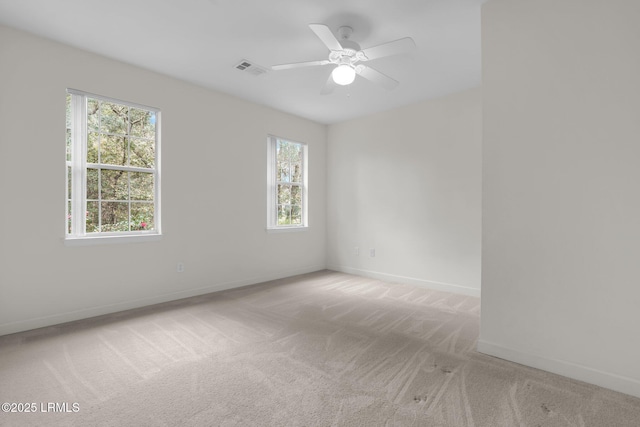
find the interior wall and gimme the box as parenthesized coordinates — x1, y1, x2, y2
(480, 0, 640, 397)
(326, 88, 482, 296)
(0, 24, 327, 336)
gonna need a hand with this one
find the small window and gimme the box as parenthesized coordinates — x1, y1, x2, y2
(267, 136, 308, 230)
(66, 89, 161, 242)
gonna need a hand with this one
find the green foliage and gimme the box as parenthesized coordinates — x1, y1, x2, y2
(66, 94, 72, 161)
(85, 201, 154, 233)
(276, 140, 303, 225)
(86, 98, 156, 167)
(67, 95, 157, 234)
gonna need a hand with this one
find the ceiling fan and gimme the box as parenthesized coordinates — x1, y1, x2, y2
(271, 24, 416, 94)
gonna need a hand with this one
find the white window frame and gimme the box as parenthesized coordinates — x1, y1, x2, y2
(267, 135, 308, 231)
(65, 89, 161, 245)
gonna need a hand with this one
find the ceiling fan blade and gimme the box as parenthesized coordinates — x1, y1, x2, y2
(320, 72, 337, 95)
(309, 24, 343, 51)
(359, 37, 416, 61)
(271, 60, 330, 71)
(356, 65, 399, 90)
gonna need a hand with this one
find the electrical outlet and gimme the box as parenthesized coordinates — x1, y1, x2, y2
(177, 262, 185, 273)
(369, 248, 376, 257)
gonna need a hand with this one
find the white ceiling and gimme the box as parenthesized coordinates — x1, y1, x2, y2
(0, 0, 485, 124)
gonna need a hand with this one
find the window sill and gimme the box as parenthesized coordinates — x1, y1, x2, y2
(64, 233, 162, 246)
(266, 226, 308, 234)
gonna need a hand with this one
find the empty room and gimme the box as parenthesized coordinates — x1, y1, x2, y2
(1, 0, 639, 425)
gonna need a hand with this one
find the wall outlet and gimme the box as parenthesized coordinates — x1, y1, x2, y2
(354, 246, 360, 256)
(177, 262, 185, 273)
(369, 248, 376, 257)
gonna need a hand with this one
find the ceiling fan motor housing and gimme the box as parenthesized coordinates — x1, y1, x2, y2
(329, 27, 362, 69)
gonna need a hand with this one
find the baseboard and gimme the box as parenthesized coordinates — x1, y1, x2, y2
(0, 264, 325, 337)
(477, 339, 640, 399)
(327, 264, 480, 297)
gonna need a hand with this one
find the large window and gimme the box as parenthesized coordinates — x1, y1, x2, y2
(66, 90, 160, 241)
(267, 136, 307, 229)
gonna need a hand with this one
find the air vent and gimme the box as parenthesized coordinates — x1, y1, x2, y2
(234, 59, 268, 76)
(235, 61, 251, 71)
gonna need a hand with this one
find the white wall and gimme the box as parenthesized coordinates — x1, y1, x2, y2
(326, 89, 482, 296)
(0, 25, 327, 335)
(480, 0, 640, 397)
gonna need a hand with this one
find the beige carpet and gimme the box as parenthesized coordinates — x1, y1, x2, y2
(1, 270, 639, 426)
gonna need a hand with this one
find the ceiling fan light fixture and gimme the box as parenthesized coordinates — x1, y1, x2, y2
(332, 65, 356, 86)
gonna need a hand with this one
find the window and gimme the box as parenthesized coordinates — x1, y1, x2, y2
(66, 89, 160, 242)
(267, 136, 307, 230)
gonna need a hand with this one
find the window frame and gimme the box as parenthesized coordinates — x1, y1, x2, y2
(65, 89, 161, 245)
(267, 135, 308, 231)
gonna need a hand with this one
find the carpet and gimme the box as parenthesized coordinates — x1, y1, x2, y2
(1, 270, 639, 426)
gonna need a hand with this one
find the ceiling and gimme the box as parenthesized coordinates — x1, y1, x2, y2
(0, 0, 485, 124)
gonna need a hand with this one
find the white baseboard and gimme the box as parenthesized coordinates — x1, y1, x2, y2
(327, 264, 480, 297)
(477, 339, 640, 399)
(0, 265, 325, 337)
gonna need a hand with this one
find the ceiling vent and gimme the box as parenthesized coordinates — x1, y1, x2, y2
(234, 59, 268, 76)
